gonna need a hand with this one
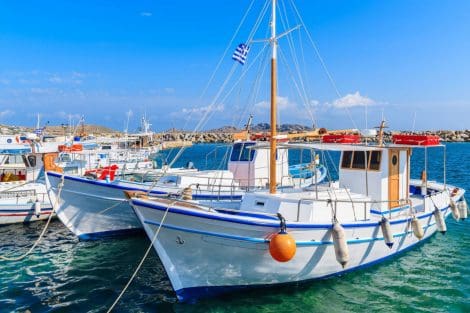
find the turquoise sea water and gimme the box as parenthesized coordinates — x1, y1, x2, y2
(0, 143, 469, 313)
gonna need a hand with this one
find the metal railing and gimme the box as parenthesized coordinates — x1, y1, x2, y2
(296, 197, 413, 222)
(0, 189, 48, 204)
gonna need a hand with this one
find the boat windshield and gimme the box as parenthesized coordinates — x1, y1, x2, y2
(230, 142, 256, 162)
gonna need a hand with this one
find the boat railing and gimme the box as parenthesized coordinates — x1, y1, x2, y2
(296, 197, 414, 222)
(421, 189, 449, 213)
(0, 189, 47, 204)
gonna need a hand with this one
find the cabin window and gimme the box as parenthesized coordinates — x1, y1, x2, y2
(341, 150, 382, 171)
(230, 143, 256, 162)
(341, 151, 353, 168)
(369, 151, 381, 170)
(351, 151, 366, 169)
(27, 155, 37, 167)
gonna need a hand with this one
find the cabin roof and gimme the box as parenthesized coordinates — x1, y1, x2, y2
(251, 142, 383, 151)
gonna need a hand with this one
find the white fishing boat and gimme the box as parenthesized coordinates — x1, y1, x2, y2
(127, 0, 468, 302)
(0, 135, 53, 224)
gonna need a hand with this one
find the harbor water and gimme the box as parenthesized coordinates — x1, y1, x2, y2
(0, 143, 469, 312)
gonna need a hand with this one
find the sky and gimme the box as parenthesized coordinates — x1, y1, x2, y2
(0, 0, 469, 132)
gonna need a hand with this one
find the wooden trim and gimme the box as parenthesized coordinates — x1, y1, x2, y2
(388, 149, 400, 209)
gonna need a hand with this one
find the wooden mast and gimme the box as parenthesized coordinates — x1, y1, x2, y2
(269, 0, 277, 194)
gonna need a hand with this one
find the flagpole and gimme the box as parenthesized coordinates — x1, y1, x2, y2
(269, 0, 277, 194)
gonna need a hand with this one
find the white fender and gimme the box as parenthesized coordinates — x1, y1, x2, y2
(450, 200, 460, 221)
(380, 217, 394, 248)
(34, 200, 41, 217)
(332, 222, 349, 268)
(458, 200, 467, 220)
(411, 216, 424, 240)
(433, 208, 447, 234)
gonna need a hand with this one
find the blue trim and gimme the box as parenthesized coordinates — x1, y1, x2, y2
(47, 171, 167, 196)
(143, 219, 436, 246)
(174, 231, 436, 302)
(77, 228, 143, 240)
(214, 209, 279, 220)
(0, 148, 32, 154)
(133, 198, 450, 230)
(370, 205, 412, 215)
(0, 207, 53, 213)
(47, 171, 242, 201)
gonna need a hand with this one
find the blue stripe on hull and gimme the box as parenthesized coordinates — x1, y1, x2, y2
(133, 198, 454, 230)
(77, 228, 144, 240)
(175, 233, 436, 302)
(143, 218, 437, 246)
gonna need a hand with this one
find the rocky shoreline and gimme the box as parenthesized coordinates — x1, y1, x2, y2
(157, 129, 470, 143)
(1, 123, 469, 143)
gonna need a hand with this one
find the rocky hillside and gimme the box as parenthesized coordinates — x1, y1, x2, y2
(0, 124, 119, 136)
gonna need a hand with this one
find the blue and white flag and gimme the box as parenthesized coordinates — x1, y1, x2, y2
(232, 43, 250, 65)
(34, 127, 45, 135)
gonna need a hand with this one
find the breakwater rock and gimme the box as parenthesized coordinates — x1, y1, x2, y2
(157, 129, 470, 143)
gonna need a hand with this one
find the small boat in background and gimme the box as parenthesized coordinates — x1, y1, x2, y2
(0, 135, 53, 224)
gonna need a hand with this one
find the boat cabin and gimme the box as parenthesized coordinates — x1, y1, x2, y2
(228, 141, 290, 188)
(338, 145, 410, 211)
(0, 135, 44, 182)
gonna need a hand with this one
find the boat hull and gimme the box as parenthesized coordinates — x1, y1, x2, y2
(46, 171, 243, 239)
(130, 191, 463, 302)
(0, 182, 53, 225)
(0, 203, 53, 225)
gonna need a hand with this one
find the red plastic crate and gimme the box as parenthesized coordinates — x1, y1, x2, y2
(392, 134, 440, 146)
(322, 134, 361, 144)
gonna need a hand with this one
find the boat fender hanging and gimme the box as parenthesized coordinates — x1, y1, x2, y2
(380, 217, 394, 249)
(450, 200, 460, 221)
(34, 200, 41, 217)
(332, 221, 349, 268)
(433, 208, 447, 234)
(269, 213, 296, 262)
(411, 216, 424, 240)
(458, 200, 467, 220)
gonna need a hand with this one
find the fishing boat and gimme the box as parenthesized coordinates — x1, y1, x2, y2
(0, 135, 53, 224)
(127, 0, 468, 302)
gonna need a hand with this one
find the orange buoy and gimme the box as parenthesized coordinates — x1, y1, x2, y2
(269, 231, 296, 262)
(269, 214, 296, 262)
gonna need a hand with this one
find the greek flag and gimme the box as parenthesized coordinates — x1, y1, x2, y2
(232, 43, 250, 65)
(34, 127, 45, 135)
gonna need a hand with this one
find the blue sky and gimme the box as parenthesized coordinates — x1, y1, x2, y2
(0, 0, 469, 132)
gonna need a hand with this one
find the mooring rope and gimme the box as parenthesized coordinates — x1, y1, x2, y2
(107, 201, 174, 312)
(0, 175, 64, 262)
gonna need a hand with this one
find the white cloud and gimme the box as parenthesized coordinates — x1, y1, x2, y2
(182, 104, 224, 117)
(172, 104, 224, 121)
(329, 91, 375, 109)
(56, 111, 82, 121)
(254, 96, 296, 111)
(164, 87, 175, 94)
(0, 110, 14, 119)
(49, 75, 63, 84)
(72, 71, 86, 78)
(31, 87, 54, 95)
(140, 12, 152, 17)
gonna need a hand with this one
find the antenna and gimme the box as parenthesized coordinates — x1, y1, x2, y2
(245, 114, 253, 132)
